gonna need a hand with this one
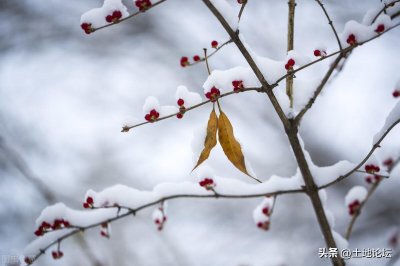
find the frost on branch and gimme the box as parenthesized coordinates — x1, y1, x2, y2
(374, 100, 400, 142)
(80, 0, 129, 34)
(339, 14, 392, 47)
(345, 186, 368, 216)
(142, 96, 178, 122)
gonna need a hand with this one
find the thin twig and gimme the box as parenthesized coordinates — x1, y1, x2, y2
(371, 0, 400, 24)
(286, 0, 296, 108)
(320, 118, 400, 189)
(355, 169, 389, 178)
(345, 180, 381, 239)
(203, 48, 211, 75)
(91, 0, 167, 33)
(315, 0, 343, 51)
(121, 87, 263, 132)
(186, 39, 233, 67)
(202, 0, 290, 130)
(238, 1, 247, 21)
(294, 55, 343, 125)
(27, 187, 304, 264)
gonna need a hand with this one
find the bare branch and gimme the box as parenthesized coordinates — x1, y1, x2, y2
(121, 87, 263, 132)
(315, 0, 343, 51)
(238, 1, 248, 21)
(202, 0, 291, 130)
(320, 118, 400, 189)
(91, 0, 167, 33)
(372, 0, 400, 24)
(27, 187, 304, 264)
(185, 39, 233, 68)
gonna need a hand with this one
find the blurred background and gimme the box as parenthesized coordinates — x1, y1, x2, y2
(0, 0, 399, 265)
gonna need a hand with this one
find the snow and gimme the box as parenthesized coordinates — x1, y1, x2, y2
(203, 67, 259, 94)
(143, 96, 160, 114)
(80, 0, 128, 28)
(345, 186, 368, 206)
(175, 85, 202, 108)
(340, 20, 375, 48)
(210, 0, 238, 30)
(332, 230, 349, 250)
(373, 101, 400, 143)
(191, 126, 208, 164)
(159, 105, 179, 117)
(81, 8, 108, 29)
(287, 50, 312, 67)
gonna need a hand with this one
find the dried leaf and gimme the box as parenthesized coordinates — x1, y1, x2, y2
(218, 111, 250, 176)
(192, 109, 218, 171)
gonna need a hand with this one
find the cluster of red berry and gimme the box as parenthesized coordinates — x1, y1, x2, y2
(135, 0, 152, 11)
(34, 219, 70, 237)
(83, 196, 94, 209)
(145, 109, 160, 122)
(285, 58, 295, 70)
(375, 24, 385, 33)
(81, 23, 93, 34)
(256, 205, 271, 231)
(51, 250, 64, 260)
(176, 98, 186, 119)
(364, 174, 381, 184)
(348, 199, 361, 215)
(232, 80, 244, 92)
(205, 87, 221, 102)
(365, 164, 380, 174)
(106, 10, 122, 23)
(346, 34, 357, 45)
(199, 178, 216, 190)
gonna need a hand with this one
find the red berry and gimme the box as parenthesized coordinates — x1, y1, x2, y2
(106, 15, 113, 23)
(314, 49, 321, 57)
(177, 98, 185, 106)
(176, 113, 183, 119)
(34, 229, 43, 236)
(193, 55, 201, 62)
(24, 257, 33, 265)
(211, 40, 218, 48)
(232, 80, 244, 91)
(375, 24, 385, 33)
(180, 56, 189, 67)
(100, 231, 108, 237)
(287, 58, 295, 66)
(393, 90, 400, 98)
(86, 196, 94, 204)
(347, 34, 356, 45)
(52, 251, 58, 259)
(383, 158, 393, 166)
(262, 207, 269, 215)
(80, 23, 93, 34)
(150, 109, 157, 116)
(135, 0, 152, 11)
(113, 10, 122, 19)
(145, 114, 151, 121)
(284, 63, 290, 70)
(155, 219, 160, 224)
(257, 222, 263, 228)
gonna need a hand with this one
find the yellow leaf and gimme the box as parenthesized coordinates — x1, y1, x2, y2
(218, 111, 251, 177)
(192, 109, 218, 171)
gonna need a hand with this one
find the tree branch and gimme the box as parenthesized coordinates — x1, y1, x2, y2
(372, 0, 400, 24)
(91, 0, 167, 33)
(121, 87, 263, 132)
(202, 0, 291, 130)
(27, 187, 304, 264)
(320, 118, 400, 189)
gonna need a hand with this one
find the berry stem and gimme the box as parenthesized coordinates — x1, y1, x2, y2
(203, 48, 211, 75)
